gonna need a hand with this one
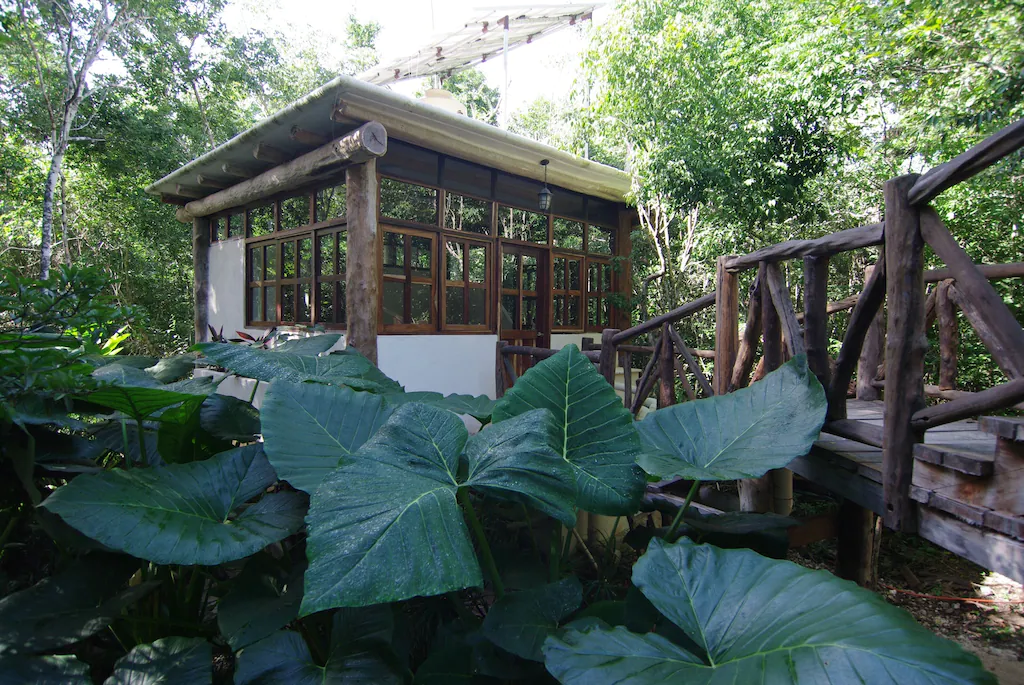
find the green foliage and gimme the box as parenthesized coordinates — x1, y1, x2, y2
(0, 275, 991, 683)
(543, 538, 995, 684)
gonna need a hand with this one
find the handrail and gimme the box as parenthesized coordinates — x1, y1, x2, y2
(925, 261, 1024, 284)
(610, 292, 716, 344)
(723, 222, 884, 272)
(500, 344, 600, 362)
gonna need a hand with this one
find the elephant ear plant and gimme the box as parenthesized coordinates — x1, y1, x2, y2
(0, 320, 995, 683)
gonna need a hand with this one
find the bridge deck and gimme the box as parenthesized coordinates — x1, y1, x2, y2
(790, 400, 1024, 582)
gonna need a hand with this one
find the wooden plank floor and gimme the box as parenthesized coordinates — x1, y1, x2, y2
(790, 399, 1024, 583)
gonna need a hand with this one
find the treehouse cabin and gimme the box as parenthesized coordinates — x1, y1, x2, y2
(146, 74, 634, 398)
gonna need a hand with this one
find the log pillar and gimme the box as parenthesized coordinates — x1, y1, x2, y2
(193, 216, 211, 343)
(713, 256, 739, 396)
(803, 255, 831, 389)
(936, 279, 958, 390)
(836, 499, 882, 588)
(883, 174, 927, 531)
(856, 261, 884, 401)
(345, 159, 380, 364)
(658, 322, 675, 407)
(740, 262, 776, 513)
(598, 329, 620, 386)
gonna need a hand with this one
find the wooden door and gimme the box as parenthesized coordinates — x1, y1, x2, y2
(500, 244, 549, 372)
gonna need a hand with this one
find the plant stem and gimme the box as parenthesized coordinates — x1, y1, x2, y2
(120, 418, 130, 468)
(665, 480, 701, 541)
(571, 527, 600, 574)
(247, 379, 259, 404)
(134, 417, 147, 467)
(457, 488, 504, 599)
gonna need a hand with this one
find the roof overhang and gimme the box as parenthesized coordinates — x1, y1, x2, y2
(146, 74, 630, 204)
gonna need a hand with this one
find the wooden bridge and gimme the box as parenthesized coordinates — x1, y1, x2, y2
(497, 117, 1024, 586)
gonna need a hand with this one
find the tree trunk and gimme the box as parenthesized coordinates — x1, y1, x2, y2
(40, 146, 65, 278)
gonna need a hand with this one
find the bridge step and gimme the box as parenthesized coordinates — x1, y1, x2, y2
(913, 443, 994, 477)
(979, 416, 1024, 442)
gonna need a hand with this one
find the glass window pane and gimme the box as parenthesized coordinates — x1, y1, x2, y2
(266, 286, 277, 322)
(315, 184, 346, 222)
(212, 218, 224, 242)
(319, 282, 334, 323)
(588, 226, 613, 254)
(554, 257, 565, 290)
(383, 232, 405, 275)
(280, 195, 309, 230)
(411, 236, 432, 277)
(383, 280, 404, 325)
(567, 296, 580, 327)
(227, 214, 242, 238)
(298, 284, 311, 322)
(588, 262, 598, 292)
(553, 294, 565, 326)
(249, 246, 263, 281)
(499, 206, 547, 243)
(468, 288, 486, 326)
(250, 287, 262, 322)
(265, 244, 277, 279)
(502, 253, 518, 289)
(282, 241, 295, 278)
(299, 238, 312, 278)
(587, 296, 598, 327)
(281, 284, 295, 322)
(501, 294, 517, 330)
(469, 246, 486, 283)
(568, 259, 581, 291)
(601, 297, 611, 325)
(319, 234, 335, 276)
(249, 206, 273, 237)
(380, 177, 438, 224)
(603, 263, 612, 291)
(522, 256, 537, 292)
(446, 241, 464, 282)
(553, 218, 583, 250)
(522, 296, 537, 330)
(337, 281, 347, 325)
(444, 193, 491, 234)
(411, 283, 432, 324)
(338, 232, 347, 274)
(446, 286, 465, 325)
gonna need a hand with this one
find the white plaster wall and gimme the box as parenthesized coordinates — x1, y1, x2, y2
(208, 238, 262, 339)
(549, 333, 590, 351)
(378, 335, 498, 398)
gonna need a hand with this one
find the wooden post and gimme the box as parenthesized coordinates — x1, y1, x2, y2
(836, 499, 881, 588)
(883, 174, 927, 531)
(345, 159, 380, 364)
(936, 279, 958, 390)
(658, 323, 675, 407)
(193, 216, 211, 343)
(803, 256, 831, 389)
(730, 277, 762, 392)
(495, 340, 508, 398)
(713, 256, 739, 396)
(740, 262, 778, 514)
(855, 262, 884, 401)
(621, 351, 633, 408)
(598, 328, 619, 386)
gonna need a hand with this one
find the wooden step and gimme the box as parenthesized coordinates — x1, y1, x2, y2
(979, 416, 1024, 442)
(913, 443, 994, 477)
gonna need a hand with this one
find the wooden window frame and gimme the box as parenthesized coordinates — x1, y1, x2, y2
(586, 223, 616, 256)
(314, 225, 348, 329)
(442, 189, 494, 237)
(380, 225, 437, 333)
(496, 203, 550, 246)
(551, 252, 584, 332)
(585, 256, 614, 332)
(441, 234, 491, 332)
(552, 216, 585, 253)
(379, 176, 440, 227)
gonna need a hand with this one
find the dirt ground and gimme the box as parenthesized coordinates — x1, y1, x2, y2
(790, 521, 1024, 684)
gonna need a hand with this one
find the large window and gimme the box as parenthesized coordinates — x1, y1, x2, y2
(552, 255, 582, 330)
(381, 178, 438, 225)
(317, 228, 347, 326)
(498, 205, 547, 244)
(443, 238, 489, 329)
(444, 192, 491, 235)
(382, 228, 435, 330)
(586, 258, 613, 331)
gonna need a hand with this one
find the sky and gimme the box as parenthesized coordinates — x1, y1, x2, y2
(221, 0, 609, 116)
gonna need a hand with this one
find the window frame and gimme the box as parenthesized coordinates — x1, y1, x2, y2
(379, 225, 437, 333)
(585, 256, 614, 332)
(441, 234, 492, 332)
(551, 252, 584, 332)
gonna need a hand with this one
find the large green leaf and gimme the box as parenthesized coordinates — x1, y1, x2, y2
(218, 562, 304, 650)
(85, 384, 201, 421)
(193, 343, 401, 392)
(235, 611, 402, 685)
(302, 403, 480, 613)
(104, 637, 211, 684)
(0, 655, 90, 684)
(260, 381, 393, 493)
(41, 445, 305, 565)
(636, 356, 826, 481)
(145, 354, 198, 384)
(492, 345, 645, 515)
(385, 391, 496, 422)
(463, 410, 576, 526)
(0, 553, 155, 655)
(543, 538, 995, 684)
(481, 577, 582, 661)
(271, 334, 342, 355)
(199, 394, 261, 442)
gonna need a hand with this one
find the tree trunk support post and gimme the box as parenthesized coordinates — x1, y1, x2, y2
(856, 261, 884, 401)
(740, 262, 777, 514)
(836, 499, 882, 588)
(936, 279, 958, 390)
(193, 216, 211, 343)
(883, 174, 927, 531)
(713, 256, 739, 396)
(658, 323, 675, 407)
(599, 328, 620, 387)
(803, 255, 831, 389)
(495, 340, 508, 398)
(345, 158, 380, 365)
